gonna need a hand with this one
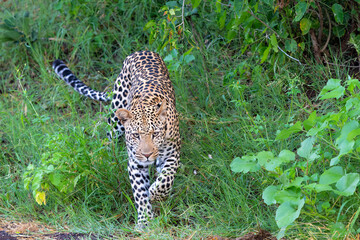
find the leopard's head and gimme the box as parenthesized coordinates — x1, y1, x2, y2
(115, 100, 167, 163)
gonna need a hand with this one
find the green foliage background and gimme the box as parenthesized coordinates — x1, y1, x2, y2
(1, 0, 360, 239)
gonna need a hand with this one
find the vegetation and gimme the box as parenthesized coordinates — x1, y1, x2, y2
(1, 0, 360, 239)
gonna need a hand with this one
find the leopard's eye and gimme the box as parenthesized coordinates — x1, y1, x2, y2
(132, 133, 140, 139)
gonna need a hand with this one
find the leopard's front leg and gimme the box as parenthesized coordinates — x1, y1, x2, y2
(128, 160, 153, 227)
(149, 153, 180, 202)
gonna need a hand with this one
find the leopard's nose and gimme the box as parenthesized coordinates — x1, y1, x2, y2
(142, 152, 153, 159)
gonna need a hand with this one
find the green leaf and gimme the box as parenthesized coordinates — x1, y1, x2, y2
(335, 173, 360, 196)
(262, 185, 280, 205)
(319, 166, 344, 185)
(276, 198, 305, 228)
(278, 150, 295, 163)
(184, 54, 195, 64)
(347, 128, 360, 141)
(276, 121, 303, 140)
(294, 1, 308, 22)
(332, 4, 344, 24)
(347, 77, 360, 92)
(300, 18, 311, 35)
(257, 151, 274, 167)
(319, 79, 345, 100)
(191, 0, 201, 9)
(304, 183, 333, 193)
(49, 172, 66, 192)
(163, 54, 173, 62)
(32, 172, 43, 192)
(230, 156, 260, 173)
(274, 188, 301, 204)
(260, 46, 271, 63)
(303, 111, 317, 131)
(218, 10, 226, 30)
(234, 0, 245, 14)
(270, 33, 278, 52)
(297, 137, 315, 159)
(143, 20, 156, 31)
(284, 39, 298, 53)
(331, 120, 359, 166)
(215, 0, 221, 13)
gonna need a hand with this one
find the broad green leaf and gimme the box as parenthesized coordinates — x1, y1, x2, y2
(234, 0, 244, 14)
(276, 121, 303, 140)
(345, 98, 360, 117)
(215, 0, 221, 13)
(191, 0, 201, 9)
(32, 172, 43, 192)
(262, 185, 280, 205)
(320, 86, 345, 99)
(278, 150, 295, 163)
(347, 77, 360, 92)
(332, 4, 344, 24)
(319, 79, 345, 100)
(285, 39, 297, 53)
(319, 166, 344, 185)
(143, 20, 156, 31)
(230, 156, 260, 173)
(304, 183, 333, 193)
(274, 188, 301, 204)
(270, 33, 278, 52)
(288, 177, 304, 188)
(307, 120, 329, 136)
(303, 111, 317, 131)
(218, 10, 226, 30)
(277, 227, 286, 240)
(347, 128, 360, 141)
(184, 54, 195, 64)
(331, 120, 359, 166)
(256, 151, 287, 172)
(163, 54, 173, 62)
(49, 172, 66, 192)
(300, 18, 311, 35)
(276, 198, 305, 228)
(335, 173, 360, 196)
(294, 1, 308, 22)
(264, 157, 282, 171)
(257, 151, 274, 167)
(260, 46, 271, 63)
(297, 137, 315, 159)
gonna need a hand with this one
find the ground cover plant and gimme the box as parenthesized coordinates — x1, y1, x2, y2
(1, 0, 360, 239)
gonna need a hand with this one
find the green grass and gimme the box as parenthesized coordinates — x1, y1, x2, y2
(1, 1, 360, 239)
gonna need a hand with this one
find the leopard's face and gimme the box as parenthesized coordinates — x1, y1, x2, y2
(116, 100, 167, 163)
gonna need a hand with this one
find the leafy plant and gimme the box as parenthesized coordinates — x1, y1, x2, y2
(231, 76, 360, 238)
(23, 127, 113, 205)
(0, 11, 37, 44)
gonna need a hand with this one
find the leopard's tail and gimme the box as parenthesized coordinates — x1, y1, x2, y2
(52, 60, 111, 102)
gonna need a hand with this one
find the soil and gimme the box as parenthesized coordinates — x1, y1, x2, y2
(0, 219, 277, 240)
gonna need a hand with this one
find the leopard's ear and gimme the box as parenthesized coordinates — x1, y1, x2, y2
(157, 100, 167, 122)
(115, 109, 133, 124)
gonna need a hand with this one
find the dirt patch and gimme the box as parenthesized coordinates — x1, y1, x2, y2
(0, 220, 96, 240)
(207, 229, 278, 240)
(1, 218, 278, 239)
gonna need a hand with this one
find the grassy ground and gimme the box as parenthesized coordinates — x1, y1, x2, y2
(1, 1, 359, 239)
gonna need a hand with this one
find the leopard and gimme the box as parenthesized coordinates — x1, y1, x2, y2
(52, 51, 180, 227)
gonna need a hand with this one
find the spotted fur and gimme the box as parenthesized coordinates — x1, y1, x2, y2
(52, 51, 180, 227)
